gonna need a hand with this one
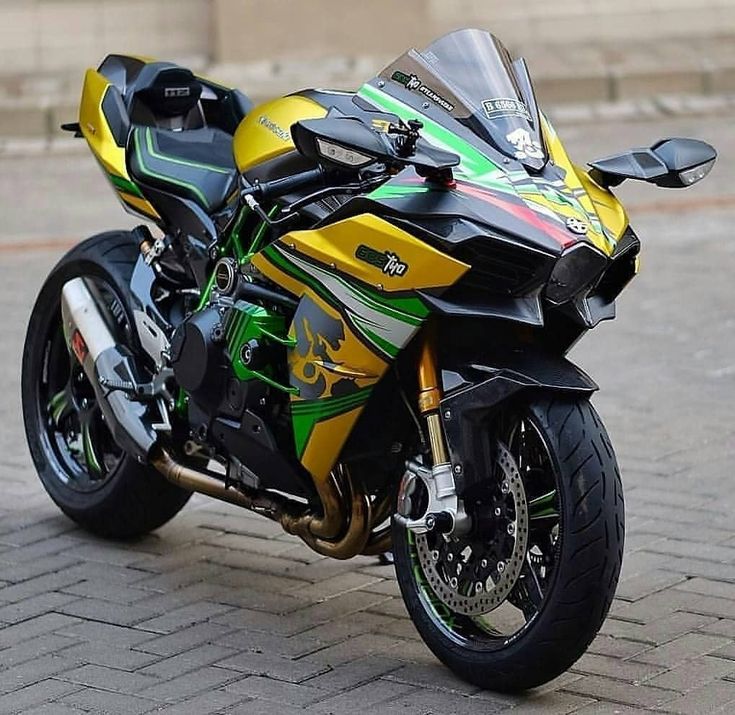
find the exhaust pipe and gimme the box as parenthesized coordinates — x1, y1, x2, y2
(61, 278, 375, 559)
(60, 278, 157, 461)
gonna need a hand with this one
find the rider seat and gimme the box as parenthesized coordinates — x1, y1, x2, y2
(97, 55, 251, 215)
(128, 126, 239, 213)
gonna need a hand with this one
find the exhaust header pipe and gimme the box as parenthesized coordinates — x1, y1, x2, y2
(60, 277, 157, 461)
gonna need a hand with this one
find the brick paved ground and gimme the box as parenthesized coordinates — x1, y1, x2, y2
(0, 114, 733, 713)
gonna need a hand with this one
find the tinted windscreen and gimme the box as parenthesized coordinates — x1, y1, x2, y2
(379, 29, 546, 169)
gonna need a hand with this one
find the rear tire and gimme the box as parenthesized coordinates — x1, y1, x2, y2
(393, 396, 624, 691)
(21, 231, 191, 539)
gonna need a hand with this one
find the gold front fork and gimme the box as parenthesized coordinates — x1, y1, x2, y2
(417, 326, 449, 465)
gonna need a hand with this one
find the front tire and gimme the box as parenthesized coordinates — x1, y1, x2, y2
(21, 231, 191, 539)
(393, 396, 624, 691)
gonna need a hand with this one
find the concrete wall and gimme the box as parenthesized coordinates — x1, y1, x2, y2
(212, 0, 735, 64)
(1, 0, 734, 139)
(0, 0, 211, 77)
(3, 0, 734, 79)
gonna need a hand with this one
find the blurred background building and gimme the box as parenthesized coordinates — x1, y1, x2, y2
(1, 0, 734, 139)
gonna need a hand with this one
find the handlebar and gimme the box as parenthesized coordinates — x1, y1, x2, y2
(240, 167, 325, 200)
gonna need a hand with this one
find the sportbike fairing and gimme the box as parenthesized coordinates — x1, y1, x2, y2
(362, 28, 627, 258)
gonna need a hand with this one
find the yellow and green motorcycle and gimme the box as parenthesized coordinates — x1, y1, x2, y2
(22, 29, 716, 690)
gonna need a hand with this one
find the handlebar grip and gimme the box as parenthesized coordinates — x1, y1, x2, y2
(244, 167, 324, 200)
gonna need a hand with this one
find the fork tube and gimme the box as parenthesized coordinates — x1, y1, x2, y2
(417, 327, 449, 466)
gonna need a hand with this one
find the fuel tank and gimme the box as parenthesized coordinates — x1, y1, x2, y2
(233, 95, 327, 172)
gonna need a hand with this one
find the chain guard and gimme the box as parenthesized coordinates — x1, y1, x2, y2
(414, 442, 529, 616)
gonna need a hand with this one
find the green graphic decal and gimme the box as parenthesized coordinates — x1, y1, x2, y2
(291, 387, 372, 458)
(359, 84, 616, 253)
(133, 127, 211, 209)
(108, 173, 145, 199)
(261, 244, 428, 360)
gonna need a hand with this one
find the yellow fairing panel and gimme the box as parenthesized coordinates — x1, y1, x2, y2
(233, 96, 326, 172)
(79, 69, 159, 219)
(80, 69, 126, 177)
(540, 115, 627, 255)
(252, 214, 469, 481)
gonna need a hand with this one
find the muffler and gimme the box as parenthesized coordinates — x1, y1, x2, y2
(60, 277, 157, 461)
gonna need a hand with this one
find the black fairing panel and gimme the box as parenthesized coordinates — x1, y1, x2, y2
(439, 356, 597, 491)
(101, 86, 130, 147)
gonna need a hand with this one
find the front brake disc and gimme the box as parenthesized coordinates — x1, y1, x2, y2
(415, 442, 529, 616)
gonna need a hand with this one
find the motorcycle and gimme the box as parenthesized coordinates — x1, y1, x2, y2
(21, 29, 716, 690)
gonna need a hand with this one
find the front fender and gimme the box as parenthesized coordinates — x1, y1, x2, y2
(440, 353, 597, 490)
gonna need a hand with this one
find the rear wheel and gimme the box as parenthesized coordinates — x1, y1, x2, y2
(21, 232, 191, 538)
(393, 396, 624, 691)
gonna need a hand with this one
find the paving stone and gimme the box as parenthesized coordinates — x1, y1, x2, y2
(302, 632, 406, 668)
(134, 601, 234, 634)
(225, 675, 331, 707)
(648, 655, 735, 691)
(657, 678, 735, 714)
(297, 611, 402, 646)
(503, 692, 597, 714)
(588, 634, 652, 660)
(60, 641, 160, 671)
(138, 644, 237, 679)
(22, 704, 88, 715)
(135, 621, 239, 657)
(616, 570, 689, 602)
(213, 627, 323, 658)
(637, 633, 732, 667)
(0, 634, 77, 669)
(0, 555, 81, 584)
(0, 679, 80, 715)
(58, 664, 160, 695)
(563, 675, 678, 708)
(303, 654, 404, 693)
(388, 688, 511, 714)
(215, 650, 330, 683)
(602, 611, 719, 646)
(310, 679, 417, 712)
(224, 699, 302, 715)
(54, 621, 155, 648)
(60, 688, 158, 715)
(0, 592, 78, 624)
(0, 569, 86, 604)
(571, 653, 666, 683)
(701, 620, 735, 639)
(153, 688, 248, 714)
(60, 580, 152, 605)
(0, 614, 82, 648)
(0, 654, 76, 695)
(56, 598, 163, 627)
(287, 572, 385, 602)
(137, 665, 240, 703)
(674, 578, 735, 601)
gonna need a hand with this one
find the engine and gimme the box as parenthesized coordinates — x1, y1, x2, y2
(169, 293, 308, 495)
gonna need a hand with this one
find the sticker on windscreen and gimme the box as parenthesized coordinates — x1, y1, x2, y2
(482, 98, 531, 122)
(390, 71, 455, 112)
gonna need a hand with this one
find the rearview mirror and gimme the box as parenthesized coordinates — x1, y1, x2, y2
(291, 116, 459, 175)
(588, 138, 716, 189)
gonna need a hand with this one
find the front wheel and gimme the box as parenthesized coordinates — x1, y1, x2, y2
(392, 396, 624, 692)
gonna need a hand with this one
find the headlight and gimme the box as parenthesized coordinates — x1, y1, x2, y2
(545, 243, 608, 305)
(315, 138, 375, 167)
